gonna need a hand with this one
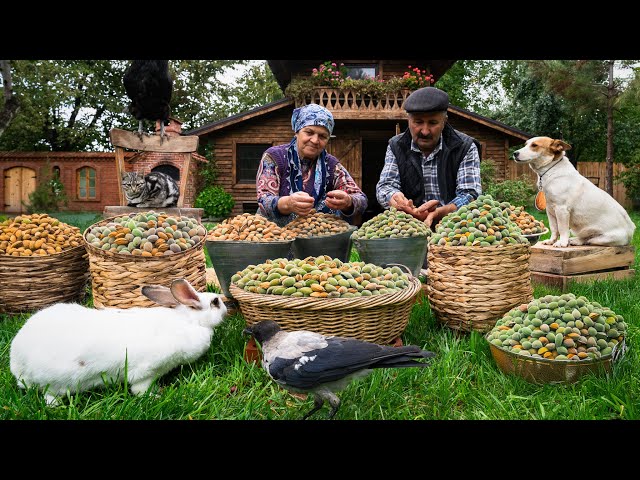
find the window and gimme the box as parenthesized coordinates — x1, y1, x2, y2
(237, 144, 271, 183)
(52, 166, 61, 179)
(345, 64, 377, 80)
(77, 167, 96, 199)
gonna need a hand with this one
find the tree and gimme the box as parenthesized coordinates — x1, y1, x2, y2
(527, 60, 637, 194)
(0, 60, 280, 152)
(0, 60, 20, 137)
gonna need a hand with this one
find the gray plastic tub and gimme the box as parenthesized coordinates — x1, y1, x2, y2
(205, 239, 293, 298)
(352, 235, 428, 277)
(291, 225, 357, 262)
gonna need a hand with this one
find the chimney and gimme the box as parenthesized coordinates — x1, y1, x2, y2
(155, 116, 183, 136)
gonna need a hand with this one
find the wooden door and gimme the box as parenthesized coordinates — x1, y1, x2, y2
(327, 137, 362, 188)
(4, 167, 36, 213)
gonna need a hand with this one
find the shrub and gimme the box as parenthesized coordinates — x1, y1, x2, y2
(23, 165, 68, 213)
(486, 177, 536, 207)
(616, 163, 640, 200)
(194, 186, 235, 219)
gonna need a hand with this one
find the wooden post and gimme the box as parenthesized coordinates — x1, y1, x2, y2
(178, 152, 191, 208)
(115, 145, 126, 206)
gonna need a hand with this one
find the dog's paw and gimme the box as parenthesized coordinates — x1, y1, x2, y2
(569, 237, 584, 246)
(540, 239, 555, 245)
(552, 240, 569, 247)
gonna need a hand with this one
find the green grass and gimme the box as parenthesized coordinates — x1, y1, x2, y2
(1, 209, 639, 420)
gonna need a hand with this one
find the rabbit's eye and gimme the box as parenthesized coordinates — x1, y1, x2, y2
(211, 297, 220, 308)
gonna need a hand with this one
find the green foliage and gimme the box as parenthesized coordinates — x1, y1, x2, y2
(480, 158, 497, 190)
(0, 60, 277, 151)
(23, 164, 68, 213)
(616, 163, 640, 200)
(486, 177, 536, 207)
(195, 143, 218, 193)
(194, 186, 235, 219)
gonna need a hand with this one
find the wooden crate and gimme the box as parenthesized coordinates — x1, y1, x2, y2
(529, 244, 636, 291)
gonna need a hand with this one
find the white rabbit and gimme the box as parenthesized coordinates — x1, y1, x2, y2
(10, 278, 227, 406)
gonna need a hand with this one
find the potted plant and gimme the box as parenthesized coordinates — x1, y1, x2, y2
(284, 62, 434, 106)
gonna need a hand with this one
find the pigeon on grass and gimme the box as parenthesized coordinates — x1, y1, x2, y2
(243, 320, 436, 420)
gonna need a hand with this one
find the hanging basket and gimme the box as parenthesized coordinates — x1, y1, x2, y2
(230, 275, 422, 345)
(426, 243, 533, 333)
(0, 245, 90, 314)
(83, 216, 207, 309)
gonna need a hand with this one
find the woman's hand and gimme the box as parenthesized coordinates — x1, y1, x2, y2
(325, 190, 353, 211)
(282, 191, 315, 216)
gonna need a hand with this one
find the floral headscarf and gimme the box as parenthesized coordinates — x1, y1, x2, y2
(291, 103, 335, 134)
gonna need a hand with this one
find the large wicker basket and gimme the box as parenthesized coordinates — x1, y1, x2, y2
(426, 243, 533, 333)
(83, 216, 207, 309)
(230, 276, 422, 344)
(0, 245, 90, 314)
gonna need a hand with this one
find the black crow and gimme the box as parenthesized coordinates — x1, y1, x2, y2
(243, 320, 436, 420)
(123, 60, 173, 142)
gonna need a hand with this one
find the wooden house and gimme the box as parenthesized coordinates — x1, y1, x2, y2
(188, 60, 533, 222)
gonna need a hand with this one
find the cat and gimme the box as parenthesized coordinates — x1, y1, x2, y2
(121, 171, 180, 208)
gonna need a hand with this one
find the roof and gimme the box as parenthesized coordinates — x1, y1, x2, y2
(448, 104, 533, 142)
(185, 97, 294, 136)
(186, 98, 533, 143)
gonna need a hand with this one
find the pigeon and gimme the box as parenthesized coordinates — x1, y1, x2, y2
(123, 60, 173, 142)
(243, 320, 436, 420)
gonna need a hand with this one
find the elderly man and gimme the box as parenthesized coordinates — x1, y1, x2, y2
(376, 86, 482, 228)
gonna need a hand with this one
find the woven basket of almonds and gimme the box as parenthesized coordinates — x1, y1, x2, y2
(82, 211, 207, 309)
(0, 213, 89, 314)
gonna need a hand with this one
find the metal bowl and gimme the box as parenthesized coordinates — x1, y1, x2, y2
(523, 228, 549, 245)
(291, 225, 357, 262)
(205, 239, 293, 299)
(487, 338, 625, 384)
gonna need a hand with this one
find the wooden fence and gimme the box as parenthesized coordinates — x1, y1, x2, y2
(507, 161, 631, 208)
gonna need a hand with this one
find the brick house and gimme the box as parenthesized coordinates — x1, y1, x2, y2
(1, 118, 206, 214)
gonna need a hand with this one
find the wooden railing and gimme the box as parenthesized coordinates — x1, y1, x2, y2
(296, 87, 412, 118)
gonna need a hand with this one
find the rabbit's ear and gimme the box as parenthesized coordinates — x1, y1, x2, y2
(141, 285, 179, 306)
(170, 279, 202, 308)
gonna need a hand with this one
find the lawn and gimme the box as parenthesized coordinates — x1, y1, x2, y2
(1, 209, 639, 420)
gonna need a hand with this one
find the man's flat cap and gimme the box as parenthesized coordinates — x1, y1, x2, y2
(404, 87, 449, 113)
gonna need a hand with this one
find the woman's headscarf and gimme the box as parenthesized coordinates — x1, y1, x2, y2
(291, 103, 335, 134)
(287, 104, 335, 213)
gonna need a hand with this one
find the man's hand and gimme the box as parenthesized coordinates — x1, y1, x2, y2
(423, 203, 457, 228)
(325, 190, 353, 211)
(409, 199, 440, 222)
(390, 192, 415, 213)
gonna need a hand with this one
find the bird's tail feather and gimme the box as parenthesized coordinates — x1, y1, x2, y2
(371, 350, 436, 369)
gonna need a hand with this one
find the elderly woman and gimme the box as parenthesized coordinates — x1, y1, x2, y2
(256, 103, 368, 227)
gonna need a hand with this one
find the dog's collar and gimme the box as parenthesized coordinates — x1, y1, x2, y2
(537, 158, 563, 190)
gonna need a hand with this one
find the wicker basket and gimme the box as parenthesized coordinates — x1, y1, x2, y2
(0, 245, 90, 314)
(487, 339, 626, 384)
(426, 243, 533, 333)
(230, 276, 422, 344)
(83, 216, 207, 309)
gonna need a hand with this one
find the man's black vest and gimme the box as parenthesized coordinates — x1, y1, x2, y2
(388, 123, 481, 206)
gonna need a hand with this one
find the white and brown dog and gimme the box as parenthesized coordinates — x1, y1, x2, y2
(513, 136, 635, 247)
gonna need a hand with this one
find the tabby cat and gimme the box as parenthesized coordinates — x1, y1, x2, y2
(121, 171, 179, 208)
